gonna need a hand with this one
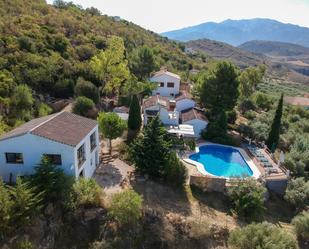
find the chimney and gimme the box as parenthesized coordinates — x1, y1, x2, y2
(169, 100, 176, 111)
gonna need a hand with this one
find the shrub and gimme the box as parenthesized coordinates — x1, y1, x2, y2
(0, 178, 12, 235)
(228, 179, 266, 220)
(253, 92, 273, 111)
(227, 109, 237, 124)
(211, 135, 239, 146)
(18, 36, 36, 53)
(228, 222, 298, 249)
(73, 96, 95, 117)
(30, 156, 74, 203)
(164, 152, 187, 188)
(284, 177, 309, 210)
(10, 84, 34, 121)
(37, 103, 52, 117)
(284, 136, 309, 176)
(243, 110, 256, 120)
(17, 239, 33, 249)
(76, 45, 95, 61)
(8, 177, 43, 226)
(70, 178, 102, 209)
(292, 211, 309, 240)
(185, 138, 196, 151)
(238, 99, 256, 114)
(90, 240, 113, 249)
(54, 79, 74, 98)
(74, 77, 99, 104)
(117, 142, 131, 162)
(109, 189, 143, 225)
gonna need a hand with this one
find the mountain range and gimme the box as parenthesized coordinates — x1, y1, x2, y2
(185, 39, 309, 83)
(162, 18, 309, 48)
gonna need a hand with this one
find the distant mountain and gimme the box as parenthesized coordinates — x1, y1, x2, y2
(239, 40, 309, 57)
(186, 39, 267, 69)
(185, 39, 309, 84)
(162, 18, 309, 48)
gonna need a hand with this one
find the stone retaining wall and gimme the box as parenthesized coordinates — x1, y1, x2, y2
(190, 175, 226, 193)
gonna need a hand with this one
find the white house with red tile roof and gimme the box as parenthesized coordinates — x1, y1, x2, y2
(0, 111, 99, 182)
(150, 69, 181, 97)
(145, 69, 208, 137)
(143, 95, 179, 126)
(143, 94, 207, 137)
(181, 108, 209, 137)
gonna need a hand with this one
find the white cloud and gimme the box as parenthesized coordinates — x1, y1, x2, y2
(46, 0, 309, 32)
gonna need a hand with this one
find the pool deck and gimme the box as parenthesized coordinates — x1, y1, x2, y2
(243, 147, 288, 180)
(182, 142, 287, 181)
(183, 142, 261, 179)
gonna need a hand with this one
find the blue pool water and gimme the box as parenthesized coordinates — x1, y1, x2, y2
(189, 145, 253, 178)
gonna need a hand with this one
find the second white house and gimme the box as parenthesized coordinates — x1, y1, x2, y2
(0, 111, 100, 182)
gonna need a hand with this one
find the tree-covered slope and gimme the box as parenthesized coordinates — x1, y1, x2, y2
(0, 0, 205, 97)
(239, 40, 309, 57)
(186, 39, 266, 69)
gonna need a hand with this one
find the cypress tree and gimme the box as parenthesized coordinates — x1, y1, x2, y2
(128, 94, 142, 131)
(266, 94, 284, 152)
(130, 116, 171, 178)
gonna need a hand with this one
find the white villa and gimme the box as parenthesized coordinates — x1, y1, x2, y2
(145, 69, 208, 137)
(0, 111, 100, 182)
(150, 69, 181, 97)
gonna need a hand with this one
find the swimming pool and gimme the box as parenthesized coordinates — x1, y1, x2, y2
(189, 144, 253, 178)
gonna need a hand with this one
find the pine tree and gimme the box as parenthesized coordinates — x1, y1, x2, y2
(266, 94, 284, 152)
(130, 116, 171, 178)
(8, 177, 43, 226)
(0, 178, 12, 236)
(30, 156, 73, 202)
(128, 94, 142, 131)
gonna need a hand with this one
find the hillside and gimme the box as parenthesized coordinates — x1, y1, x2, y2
(185, 39, 309, 83)
(162, 18, 309, 47)
(0, 0, 205, 97)
(186, 39, 266, 69)
(239, 40, 309, 57)
(239, 40, 309, 79)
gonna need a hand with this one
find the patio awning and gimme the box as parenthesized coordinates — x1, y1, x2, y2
(167, 124, 195, 137)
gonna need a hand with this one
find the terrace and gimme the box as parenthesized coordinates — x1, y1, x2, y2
(244, 144, 288, 180)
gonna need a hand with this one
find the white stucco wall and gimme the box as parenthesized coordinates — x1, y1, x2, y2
(0, 126, 100, 182)
(144, 106, 179, 126)
(159, 108, 179, 126)
(183, 119, 208, 137)
(74, 126, 100, 178)
(150, 73, 180, 97)
(0, 133, 75, 182)
(143, 106, 160, 125)
(176, 99, 196, 112)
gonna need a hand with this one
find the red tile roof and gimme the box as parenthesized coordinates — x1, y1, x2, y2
(143, 95, 169, 109)
(175, 91, 193, 101)
(181, 108, 208, 122)
(151, 69, 181, 80)
(0, 112, 97, 146)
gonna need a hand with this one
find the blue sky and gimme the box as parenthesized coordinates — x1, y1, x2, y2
(46, 0, 309, 32)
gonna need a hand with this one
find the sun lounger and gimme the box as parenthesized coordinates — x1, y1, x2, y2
(263, 162, 272, 168)
(267, 168, 279, 174)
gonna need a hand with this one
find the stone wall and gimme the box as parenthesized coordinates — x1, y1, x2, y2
(266, 178, 288, 196)
(190, 175, 226, 193)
